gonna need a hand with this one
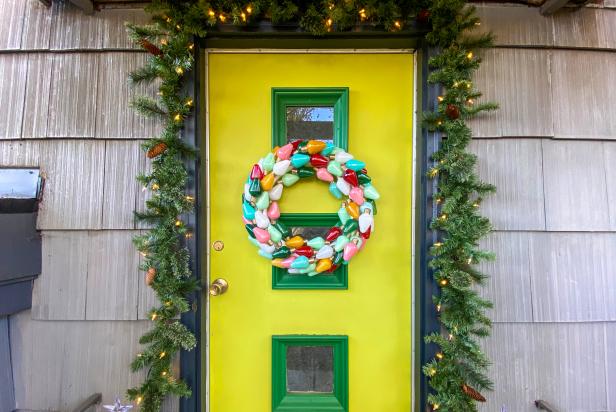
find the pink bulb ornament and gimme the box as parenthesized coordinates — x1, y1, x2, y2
(316, 168, 334, 182)
(267, 201, 280, 220)
(343, 242, 358, 261)
(253, 227, 270, 243)
(277, 144, 293, 160)
(349, 187, 365, 205)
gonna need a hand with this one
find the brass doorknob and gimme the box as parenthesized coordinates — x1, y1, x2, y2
(209, 278, 229, 296)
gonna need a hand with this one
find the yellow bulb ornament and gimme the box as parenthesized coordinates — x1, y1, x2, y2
(306, 140, 327, 154)
(285, 236, 305, 249)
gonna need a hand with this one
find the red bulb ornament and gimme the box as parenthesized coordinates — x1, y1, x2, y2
(250, 164, 264, 180)
(343, 169, 359, 187)
(325, 226, 343, 242)
(310, 154, 329, 168)
(295, 246, 314, 258)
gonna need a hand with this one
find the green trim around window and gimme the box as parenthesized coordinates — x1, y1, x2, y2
(271, 87, 349, 150)
(273, 214, 348, 290)
(272, 335, 349, 412)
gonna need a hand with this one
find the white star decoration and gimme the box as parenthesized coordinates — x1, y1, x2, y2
(103, 397, 134, 412)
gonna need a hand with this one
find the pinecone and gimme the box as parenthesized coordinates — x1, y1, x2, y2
(145, 267, 156, 286)
(462, 384, 486, 402)
(147, 142, 167, 158)
(140, 39, 163, 57)
(445, 104, 461, 120)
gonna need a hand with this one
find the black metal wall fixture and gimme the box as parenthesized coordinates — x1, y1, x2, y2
(0, 168, 45, 316)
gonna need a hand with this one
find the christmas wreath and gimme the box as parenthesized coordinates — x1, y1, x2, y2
(242, 139, 379, 275)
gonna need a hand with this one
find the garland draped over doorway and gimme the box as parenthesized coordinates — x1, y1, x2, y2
(127, 1, 497, 410)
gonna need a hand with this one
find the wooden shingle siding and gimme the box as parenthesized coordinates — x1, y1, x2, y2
(608, 324, 616, 410)
(478, 323, 608, 412)
(22, 53, 54, 138)
(21, 0, 53, 50)
(470, 139, 545, 231)
(469, 49, 553, 138)
(31, 230, 150, 321)
(96, 53, 162, 139)
(552, 8, 616, 50)
(474, 4, 554, 47)
(32, 231, 89, 320)
(552, 50, 616, 140)
(50, 0, 104, 50)
(0, 0, 26, 50)
(542, 140, 610, 231)
(102, 140, 142, 229)
(47, 53, 100, 138)
(37, 140, 106, 229)
(478, 232, 533, 322)
(0, 54, 27, 139)
(603, 143, 616, 231)
(529, 232, 616, 322)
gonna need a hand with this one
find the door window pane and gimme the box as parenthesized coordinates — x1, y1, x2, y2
(286, 345, 334, 393)
(290, 225, 330, 240)
(286, 106, 334, 143)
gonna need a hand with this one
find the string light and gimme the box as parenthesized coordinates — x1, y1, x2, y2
(136, 396, 143, 405)
(434, 242, 443, 248)
(394, 20, 401, 29)
(208, 9, 215, 17)
(185, 231, 193, 239)
(161, 371, 167, 377)
(467, 51, 473, 59)
(433, 404, 440, 410)
(326, 18, 333, 27)
(140, 252, 147, 257)
(151, 312, 158, 321)
(429, 168, 439, 178)
(165, 17, 171, 23)
(219, 13, 226, 22)
(472, 201, 479, 207)
(467, 98, 474, 105)
(440, 279, 448, 286)
(188, 43, 194, 50)
(152, 183, 160, 190)
(436, 304, 441, 312)
(437, 96, 444, 102)
(185, 195, 194, 202)
(428, 368, 437, 377)
(174, 113, 182, 122)
(436, 352, 444, 360)
(436, 120, 443, 126)
(359, 8, 366, 20)
(175, 219, 182, 227)
(185, 98, 193, 107)
(439, 214, 447, 221)
(328, 3, 334, 10)
(246, 6, 252, 14)
(159, 352, 166, 359)
(467, 257, 473, 264)
(241, 12, 247, 22)
(175, 66, 184, 75)
(160, 39, 168, 46)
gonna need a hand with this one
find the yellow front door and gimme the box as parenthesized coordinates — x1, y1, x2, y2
(208, 51, 414, 412)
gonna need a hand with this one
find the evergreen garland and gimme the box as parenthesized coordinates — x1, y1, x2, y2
(126, 1, 496, 411)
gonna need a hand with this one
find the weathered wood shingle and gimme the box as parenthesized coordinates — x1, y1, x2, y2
(478, 232, 533, 322)
(469, 49, 553, 138)
(0, 54, 27, 139)
(32, 231, 89, 320)
(542, 140, 610, 231)
(101, 8, 150, 50)
(552, 50, 616, 140)
(85, 231, 140, 320)
(479, 323, 608, 412)
(0, 0, 26, 50)
(20, 0, 53, 50)
(470, 139, 545, 231)
(474, 4, 554, 47)
(552, 8, 616, 50)
(47, 53, 99, 138)
(22, 53, 53, 138)
(102, 140, 142, 229)
(603, 142, 616, 230)
(529, 232, 616, 322)
(49, 0, 103, 50)
(608, 324, 616, 410)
